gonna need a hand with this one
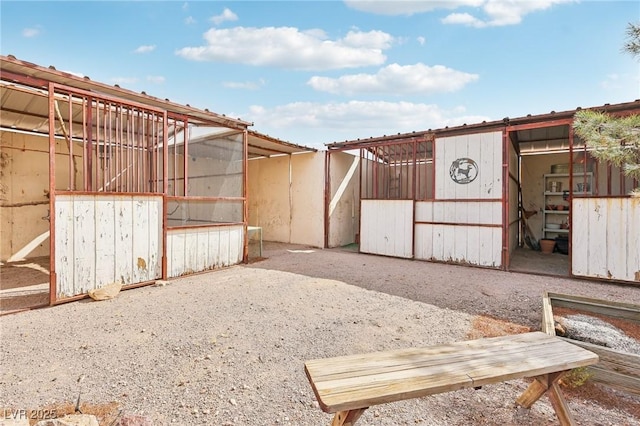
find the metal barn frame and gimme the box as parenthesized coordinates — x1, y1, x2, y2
(326, 100, 640, 285)
(1, 55, 310, 307)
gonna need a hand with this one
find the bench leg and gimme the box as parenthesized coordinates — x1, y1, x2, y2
(330, 408, 367, 426)
(516, 371, 576, 426)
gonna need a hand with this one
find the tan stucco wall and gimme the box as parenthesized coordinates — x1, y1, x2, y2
(290, 153, 324, 247)
(248, 155, 295, 243)
(328, 151, 360, 248)
(0, 131, 75, 261)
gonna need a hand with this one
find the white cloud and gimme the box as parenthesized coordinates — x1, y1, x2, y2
(307, 63, 478, 95)
(344, 0, 484, 16)
(210, 8, 238, 25)
(442, 0, 576, 28)
(22, 27, 40, 38)
(417, 36, 426, 45)
(134, 45, 156, 54)
(182, 2, 188, 11)
(344, 0, 575, 27)
(111, 77, 138, 85)
(185, 16, 196, 25)
(245, 100, 490, 145)
(147, 75, 165, 84)
(223, 78, 266, 90)
(176, 27, 392, 70)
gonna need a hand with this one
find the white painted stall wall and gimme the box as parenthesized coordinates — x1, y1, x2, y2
(167, 225, 243, 278)
(414, 201, 502, 267)
(55, 194, 162, 298)
(360, 199, 413, 258)
(572, 197, 640, 282)
(435, 132, 502, 199)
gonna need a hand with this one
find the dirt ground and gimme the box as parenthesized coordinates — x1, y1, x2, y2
(1, 242, 639, 425)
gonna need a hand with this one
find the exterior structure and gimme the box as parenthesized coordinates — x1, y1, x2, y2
(327, 100, 640, 285)
(0, 55, 308, 306)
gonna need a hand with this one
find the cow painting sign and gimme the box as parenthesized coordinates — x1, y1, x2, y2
(449, 158, 478, 184)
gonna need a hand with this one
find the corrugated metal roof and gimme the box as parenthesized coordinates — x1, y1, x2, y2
(247, 130, 316, 158)
(0, 54, 250, 129)
(0, 55, 316, 157)
(327, 99, 640, 152)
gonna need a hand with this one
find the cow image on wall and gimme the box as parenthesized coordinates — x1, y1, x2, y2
(449, 158, 478, 184)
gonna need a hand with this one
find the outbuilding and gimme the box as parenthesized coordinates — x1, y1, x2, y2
(326, 101, 640, 284)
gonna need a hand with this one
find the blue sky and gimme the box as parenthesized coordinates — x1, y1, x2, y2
(1, 1, 638, 149)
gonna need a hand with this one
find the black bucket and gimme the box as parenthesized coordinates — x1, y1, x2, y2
(555, 236, 569, 255)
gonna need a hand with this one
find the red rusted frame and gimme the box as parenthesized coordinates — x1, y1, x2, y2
(568, 125, 574, 277)
(415, 221, 502, 228)
(162, 112, 169, 280)
(501, 130, 509, 270)
(324, 150, 330, 249)
(506, 119, 573, 132)
(48, 82, 57, 305)
(243, 129, 249, 262)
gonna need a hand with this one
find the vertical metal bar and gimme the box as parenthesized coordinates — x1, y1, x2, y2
(82, 96, 88, 191)
(412, 140, 417, 200)
(162, 111, 169, 280)
(67, 95, 75, 190)
(324, 150, 330, 249)
(501, 130, 509, 271)
(183, 119, 189, 196)
(243, 129, 249, 262)
(48, 83, 57, 305)
(431, 138, 437, 200)
(126, 107, 131, 192)
(568, 124, 574, 276)
(86, 97, 94, 191)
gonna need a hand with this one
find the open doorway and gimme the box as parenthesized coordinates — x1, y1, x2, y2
(507, 121, 635, 278)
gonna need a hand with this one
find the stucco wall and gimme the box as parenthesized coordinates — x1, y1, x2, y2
(328, 151, 360, 248)
(0, 131, 75, 261)
(247, 152, 325, 247)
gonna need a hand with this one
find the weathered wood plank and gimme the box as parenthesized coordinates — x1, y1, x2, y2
(547, 292, 640, 322)
(305, 332, 597, 414)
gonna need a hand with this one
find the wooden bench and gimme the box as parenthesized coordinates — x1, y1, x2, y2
(304, 332, 598, 426)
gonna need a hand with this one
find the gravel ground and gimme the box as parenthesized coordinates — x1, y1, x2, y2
(1, 243, 639, 425)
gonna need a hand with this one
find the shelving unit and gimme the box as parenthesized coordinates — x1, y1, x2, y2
(542, 172, 592, 239)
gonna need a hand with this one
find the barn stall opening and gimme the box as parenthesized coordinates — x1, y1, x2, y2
(327, 100, 640, 285)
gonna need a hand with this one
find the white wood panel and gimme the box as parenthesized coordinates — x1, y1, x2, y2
(229, 226, 243, 264)
(414, 223, 433, 260)
(421, 201, 501, 225)
(94, 198, 116, 285)
(360, 200, 413, 258)
(571, 198, 589, 275)
(606, 199, 625, 279)
(572, 197, 640, 282)
(414, 224, 500, 267)
(414, 202, 433, 222)
(132, 199, 151, 282)
(435, 131, 502, 200)
(627, 199, 640, 281)
(166, 225, 244, 278)
(114, 197, 133, 284)
(169, 232, 185, 278)
(73, 196, 95, 296)
(147, 197, 161, 278)
(219, 227, 231, 267)
(208, 229, 221, 268)
(54, 196, 74, 297)
(197, 229, 210, 271)
(185, 228, 199, 274)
